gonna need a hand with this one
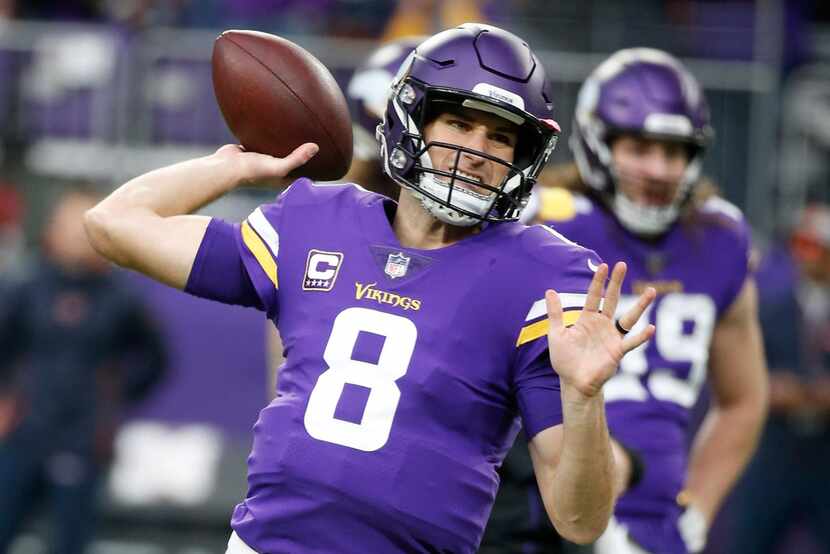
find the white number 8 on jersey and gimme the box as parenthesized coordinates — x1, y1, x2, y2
(304, 307, 417, 452)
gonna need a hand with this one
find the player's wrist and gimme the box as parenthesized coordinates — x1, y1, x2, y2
(561, 378, 604, 403)
(676, 494, 709, 553)
(209, 147, 275, 191)
(204, 147, 249, 189)
(676, 490, 713, 526)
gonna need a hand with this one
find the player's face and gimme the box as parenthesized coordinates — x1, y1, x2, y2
(611, 134, 690, 207)
(44, 192, 107, 272)
(422, 107, 518, 195)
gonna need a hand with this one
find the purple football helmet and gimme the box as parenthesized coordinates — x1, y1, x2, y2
(378, 23, 560, 226)
(347, 37, 425, 161)
(571, 48, 713, 235)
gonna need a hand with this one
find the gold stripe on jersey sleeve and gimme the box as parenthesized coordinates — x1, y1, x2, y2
(241, 221, 278, 288)
(524, 293, 588, 322)
(515, 310, 582, 347)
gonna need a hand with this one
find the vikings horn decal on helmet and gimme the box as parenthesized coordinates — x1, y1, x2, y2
(378, 23, 561, 226)
(347, 37, 426, 161)
(570, 47, 713, 235)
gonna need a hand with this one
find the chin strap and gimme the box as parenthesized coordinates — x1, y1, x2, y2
(414, 172, 494, 227)
(612, 191, 679, 236)
(410, 186, 480, 227)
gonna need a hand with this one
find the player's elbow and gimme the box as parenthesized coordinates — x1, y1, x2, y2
(748, 383, 770, 425)
(721, 375, 769, 432)
(549, 501, 612, 545)
(84, 206, 130, 267)
(739, 387, 769, 438)
(552, 516, 609, 545)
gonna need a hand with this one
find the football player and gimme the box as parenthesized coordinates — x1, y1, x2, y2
(343, 36, 424, 200)
(525, 48, 769, 554)
(84, 25, 655, 554)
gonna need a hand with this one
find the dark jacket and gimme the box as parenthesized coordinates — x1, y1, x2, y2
(0, 260, 167, 457)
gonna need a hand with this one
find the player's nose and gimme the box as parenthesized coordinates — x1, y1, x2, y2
(461, 127, 489, 163)
(641, 151, 674, 181)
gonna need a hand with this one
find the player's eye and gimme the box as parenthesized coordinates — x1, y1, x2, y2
(490, 132, 515, 147)
(632, 140, 650, 157)
(447, 119, 471, 132)
(663, 143, 689, 164)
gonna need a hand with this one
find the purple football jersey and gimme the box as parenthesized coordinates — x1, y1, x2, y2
(547, 191, 750, 554)
(218, 179, 598, 553)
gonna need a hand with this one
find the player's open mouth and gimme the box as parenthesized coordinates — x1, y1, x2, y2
(437, 170, 492, 197)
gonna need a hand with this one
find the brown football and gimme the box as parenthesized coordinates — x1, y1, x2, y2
(212, 30, 353, 181)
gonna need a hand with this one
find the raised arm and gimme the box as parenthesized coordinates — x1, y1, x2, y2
(529, 262, 655, 544)
(84, 143, 318, 288)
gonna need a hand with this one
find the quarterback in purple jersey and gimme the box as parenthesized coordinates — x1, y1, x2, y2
(525, 48, 769, 554)
(84, 24, 656, 553)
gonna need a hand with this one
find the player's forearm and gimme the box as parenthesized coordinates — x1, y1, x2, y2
(684, 400, 766, 523)
(547, 385, 615, 544)
(93, 153, 241, 221)
(687, 279, 768, 523)
(84, 153, 239, 269)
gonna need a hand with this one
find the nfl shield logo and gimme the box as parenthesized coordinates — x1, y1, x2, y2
(384, 252, 410, 279)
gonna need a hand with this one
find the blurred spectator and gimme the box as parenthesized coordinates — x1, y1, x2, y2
(0, 185, 167, 553)
(727, 203, 830, 553)
(0, 183, 24, 278)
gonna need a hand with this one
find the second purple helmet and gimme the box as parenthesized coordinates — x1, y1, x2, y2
(347, 37, 425, 161)
(379, 23, 560, 226)
(570, 48, 713, 235)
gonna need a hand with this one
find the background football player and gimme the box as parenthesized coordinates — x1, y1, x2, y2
(343, 36, 424, 200)
(84, 24, 656, 554)
(524, 48, 769, 554)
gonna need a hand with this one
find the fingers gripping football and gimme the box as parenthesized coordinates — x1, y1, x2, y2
(214, 142, 319, 187)
(546, 262, 656, 398)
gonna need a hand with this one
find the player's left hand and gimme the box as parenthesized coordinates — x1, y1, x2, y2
(546, 261, 656, 399)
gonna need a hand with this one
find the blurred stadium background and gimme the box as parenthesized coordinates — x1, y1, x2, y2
(0, 1, 829, 553)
